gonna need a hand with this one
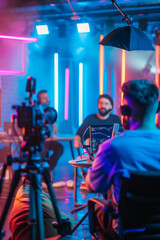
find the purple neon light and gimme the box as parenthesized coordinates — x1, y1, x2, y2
(0, 35, 38, 42)
(64, 68, 70, 120)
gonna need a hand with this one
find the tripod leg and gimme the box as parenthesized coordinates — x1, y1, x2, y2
(31, 172, 45, 240)
(70, 211, 88, 234)
(0, 169, 21, 234)
(29, 184, 36, 240)
(0, 163, 7, 196)
(43, 169, 62, 225)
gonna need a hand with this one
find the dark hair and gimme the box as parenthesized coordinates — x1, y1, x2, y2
(98, 94, 114, 108)
(37, 90, 48, 100)
(121, 79, 159, 105)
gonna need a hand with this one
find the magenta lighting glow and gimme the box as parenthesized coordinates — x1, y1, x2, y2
(64, 68, 70, 120)
(0, 35, 38, 42)
(0, 35, 38, 75)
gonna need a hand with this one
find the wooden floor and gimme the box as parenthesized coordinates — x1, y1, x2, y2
(0, 167, 97, 240)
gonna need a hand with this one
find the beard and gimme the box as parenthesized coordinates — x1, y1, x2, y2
(98, 108, 112, 116)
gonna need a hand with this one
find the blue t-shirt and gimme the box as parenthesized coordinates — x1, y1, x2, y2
(87, 129, 160, 204)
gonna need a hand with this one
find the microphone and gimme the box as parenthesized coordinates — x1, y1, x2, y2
(111, 123, 119, 138)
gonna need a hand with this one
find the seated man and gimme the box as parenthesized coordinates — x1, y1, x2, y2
(8, 182, 74, 240)
(74, 94, 122, 149)
(85, 79, 160, 239)
(37, 90, 63, 180)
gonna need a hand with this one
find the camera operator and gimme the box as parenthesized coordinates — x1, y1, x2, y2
(37, 90, 63, 181)
(85, 79, 160, 239)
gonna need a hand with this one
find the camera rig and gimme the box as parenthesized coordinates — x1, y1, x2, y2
(0, 76, 73, 240)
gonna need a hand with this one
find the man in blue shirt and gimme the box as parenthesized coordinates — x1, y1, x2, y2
(86, 79, 160, 238)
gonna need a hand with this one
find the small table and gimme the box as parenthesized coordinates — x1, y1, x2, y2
(1, 135, 75, 160)
(69, 158, 92, 206)
(1, 135, 76, 180)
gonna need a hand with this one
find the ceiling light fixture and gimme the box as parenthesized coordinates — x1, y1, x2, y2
(77, 23, 90, 33)
(67, 0, 80, 20)
(36, 25, 49, 35)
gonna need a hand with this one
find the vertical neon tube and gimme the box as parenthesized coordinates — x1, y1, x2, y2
(99, 35, 104, 95)
(155, 46, 160, 87)
(155, 46, 160, 125)
(121, 49, 126, 104)
(54, 53, 58, 112)
(79, 63, 83, 126)
(64, 68, 70, 120)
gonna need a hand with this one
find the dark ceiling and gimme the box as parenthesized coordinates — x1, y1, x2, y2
(0, 0, 160, 35)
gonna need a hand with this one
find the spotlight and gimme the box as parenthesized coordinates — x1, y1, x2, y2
(36, 25, 49, 35)
(77, 23, 90, 33)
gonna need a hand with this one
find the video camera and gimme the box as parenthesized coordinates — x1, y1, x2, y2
(12, 76, 57, 152)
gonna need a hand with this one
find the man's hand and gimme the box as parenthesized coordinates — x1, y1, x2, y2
(52, 123, 58, 135)
(53, 134, 58, 139)
(74, 135, 82, 148)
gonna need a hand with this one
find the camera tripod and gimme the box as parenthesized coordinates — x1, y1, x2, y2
(0, 151, 72, 240)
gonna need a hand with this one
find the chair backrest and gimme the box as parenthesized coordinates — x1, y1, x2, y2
(118, 170, 160, 240)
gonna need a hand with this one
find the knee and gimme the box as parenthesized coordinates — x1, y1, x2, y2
(58, 143, 64, 155)
(54, 142, 63, 155)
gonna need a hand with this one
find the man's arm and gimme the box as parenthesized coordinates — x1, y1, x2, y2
(74, 134, 82, 148)
(85, 175, 94, 192)
(52, 123, 58, 137)
(85, 141, 117, 194)
(74, 116, 91, 148)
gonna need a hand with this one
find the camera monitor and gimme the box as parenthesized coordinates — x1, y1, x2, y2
(89, 125, 114, 154)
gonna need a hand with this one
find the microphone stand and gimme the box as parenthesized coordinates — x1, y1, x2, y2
(82, 145, 94, 162)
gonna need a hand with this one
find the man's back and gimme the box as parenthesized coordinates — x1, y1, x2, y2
(88, 129, 160, 204)
(111, 129, 160, 171)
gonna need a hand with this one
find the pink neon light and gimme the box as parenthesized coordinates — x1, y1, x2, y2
(64, 68, 70, 120)
(0, 70, 24, 75)
(0, 35, 38, 42)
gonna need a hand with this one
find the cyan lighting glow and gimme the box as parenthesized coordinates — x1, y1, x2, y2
(77, 23, 90, 33)
(36, 25, 49, 35)
(0, 41, 26, 75)
(79, 63, 83, 126)
(64, 68, 70, 120)
(54, 53, 58, 112)
(99, 35, 104, 94)
(0, 35, 38, 42)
